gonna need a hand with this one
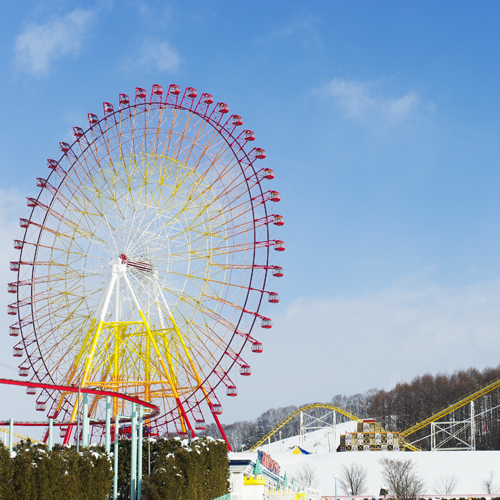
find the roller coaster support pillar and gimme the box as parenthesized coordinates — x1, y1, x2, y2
(131, 403, 138, 500)
(138, 405, 143, 500)
(105, 396, 111, 454)
(76, 384, 81, 451)
(113, 415, 120, 500)
(82, 392, 89, 448)
(471, 401, 476, 451)
(8, 418, 13, 452)
(332, 410, 337, 453)
(299, 411, 303, 447)
(48, 418, 53, 451)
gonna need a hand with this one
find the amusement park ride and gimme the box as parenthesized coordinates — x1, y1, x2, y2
(6, 84, 284, 450)
(248, 374, 500, 453)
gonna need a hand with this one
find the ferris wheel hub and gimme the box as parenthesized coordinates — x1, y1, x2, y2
(111, 259, 127, 276)
(117, 254, 155, 275)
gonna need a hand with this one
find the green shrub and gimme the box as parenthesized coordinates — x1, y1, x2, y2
(0, 434, 228, 500)
(4, 441, 113, 500)
(0, 444, 13, 500)
(140, 436, 229, 500)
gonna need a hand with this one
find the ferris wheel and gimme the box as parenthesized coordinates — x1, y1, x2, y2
(7, 84, 284, 446)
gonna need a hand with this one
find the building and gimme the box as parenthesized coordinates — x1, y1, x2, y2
(228, 451, 321, 500)
(339, 419, 404, 452)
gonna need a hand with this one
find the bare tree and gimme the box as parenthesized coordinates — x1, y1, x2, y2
(339, 463, 368, 495)
(379, 457, 424, 500)
(481, 471, 498, 494)
(433, 473, 459, 495)
(295, 462, 320, 489)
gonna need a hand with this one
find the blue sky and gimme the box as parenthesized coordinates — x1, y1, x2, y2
(2, 1, 500, 433)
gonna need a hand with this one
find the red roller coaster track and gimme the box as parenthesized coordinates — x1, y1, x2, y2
(0, 378, 159, 430)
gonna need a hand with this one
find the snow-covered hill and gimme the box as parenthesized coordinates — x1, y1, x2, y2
(257, 425, 500, 496)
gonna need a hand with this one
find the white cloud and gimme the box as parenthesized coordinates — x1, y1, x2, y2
(232, 279, 500, 421)
(323, 78, 421, 121)
(14, 9, 94, 77)
(139, 3, 172, 23)
(269, 14, 319, 39)
(128, 39, 181, 74)
(255, 13, 321, 47)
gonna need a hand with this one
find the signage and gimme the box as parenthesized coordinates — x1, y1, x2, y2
(257, 450, 280, 475)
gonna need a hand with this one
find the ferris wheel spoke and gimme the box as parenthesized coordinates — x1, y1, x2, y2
(164, 264, 223, 298)
(122, 208, 174, 253)
(162, 307, 225, 376)
(167, 188, 249, 246)
(34, 328, 91, 372)
(153, 295, 211, 385)
(171, 212, 234, 243)
(156, 136, 235, 217)
(165, 269, 241, 296)
(169, 135, 226, 192)
(161, 163, 240, 230)
(208, 214, 269, 239)
(168, 242, 241, 263)
(169, 223, 228, 249)
(168, 291, 236, 346)
(188, 321, 236, 375)
(178, 271, 253, 293)
(152, 107, 181, 164)
(165, 112, 207, 168)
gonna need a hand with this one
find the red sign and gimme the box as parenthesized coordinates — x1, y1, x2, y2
(257, 450, 280, 475)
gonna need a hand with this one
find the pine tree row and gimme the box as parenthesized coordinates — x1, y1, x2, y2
(0, 442, 112, 500)
(0, 435, 229, 500)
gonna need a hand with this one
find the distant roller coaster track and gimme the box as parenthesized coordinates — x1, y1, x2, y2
(250, 378, 500, 453)
(0, 427, 35, 443)
(249, 403, 362, 452)
(402, 376, 500, 439)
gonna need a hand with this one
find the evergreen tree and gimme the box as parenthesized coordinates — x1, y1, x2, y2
(0, 444, 13, 500)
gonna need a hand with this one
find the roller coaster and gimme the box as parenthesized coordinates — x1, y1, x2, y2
(400, 376, 500, 438)
(249, 376, 500, 452)
(0, 428, 36, 443)
(249, 403, 362, 451)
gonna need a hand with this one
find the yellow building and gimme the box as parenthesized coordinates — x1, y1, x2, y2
(339, 419, 404, 452)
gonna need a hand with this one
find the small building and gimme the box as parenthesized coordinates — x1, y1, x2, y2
(228, 451, 321, 500)
(339, 419, 404, 452)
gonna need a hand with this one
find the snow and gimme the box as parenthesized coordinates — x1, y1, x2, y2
(259, 423, 500, 496)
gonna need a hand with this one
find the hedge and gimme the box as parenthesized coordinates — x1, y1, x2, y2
(122, 436, 230, 500)
(0, 441, 112, 500)
(0, 435, 229, 500)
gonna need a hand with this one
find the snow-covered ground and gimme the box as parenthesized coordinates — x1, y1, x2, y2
(258, 422, 500, 496)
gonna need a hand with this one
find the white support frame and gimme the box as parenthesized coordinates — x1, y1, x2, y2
(299, 409, 337, 453)
(430, 401, 476, 451)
